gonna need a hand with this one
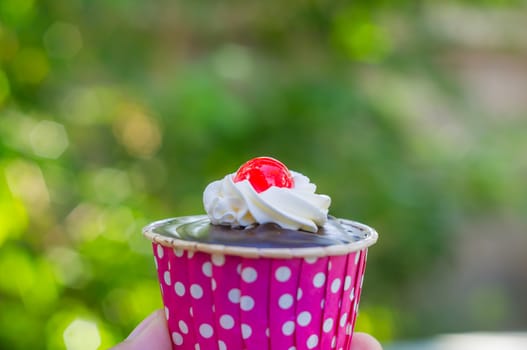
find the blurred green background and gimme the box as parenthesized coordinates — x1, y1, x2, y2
(1, 0, 526, 348)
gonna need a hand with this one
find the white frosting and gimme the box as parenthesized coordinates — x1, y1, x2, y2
(203, 171, 330, 232)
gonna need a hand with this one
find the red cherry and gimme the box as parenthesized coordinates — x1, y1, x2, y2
(233, 157, 294, 193)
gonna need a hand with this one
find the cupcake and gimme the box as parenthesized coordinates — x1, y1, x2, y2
(143, 157, 378, 350)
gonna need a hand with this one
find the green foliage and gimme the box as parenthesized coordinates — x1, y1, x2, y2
(1, 0, 526, 348)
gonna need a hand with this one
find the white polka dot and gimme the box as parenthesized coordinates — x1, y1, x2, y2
(228, 288, 241, 303)
(174, 248, 184, 257)
(340, 313, 348, 327)
(331, 336, 337, 348)
(331, 278, 341, 293)
(297, 311, 311, 326)
(282, 321, 295, 336)
(346, 323, 353, 335)
(187, 251, 195, 259)
(236, 264, 242, 274)
(219, 314, 235, 329)
(265, 328, 270, 338)
(289, 347, 296, 350)
(297, 288, 303, 300)
(361, 274, 365, 289)
(189, 307, 193, 317)
(307, 334, 319, 349)
(304, 257, 317, 264)
(211, 278, 217, 291)
(328, 261, 332, 271)
(323, 318, 334, 333)
(202, 262, 212, 277)
(179, 320, 189, 334)
(275, 266, 291, 282)
(350, 287, 355, 301)
(175, 282, 186, 296)
(278, 294, 293, 309)
(212, 254, 225, 266)
(355, 252, 360, 265)
(241, 324, 252, 339)
(172, 332, 183, 345)
(190, 284, 203, 299)
(154, 257, 158, 269)
(199, 323, 214, 338)
(164, 271, 171, 286)
(313, 272, 326, 288)
(344, 276, 352, 291)
(168, 261, 171, 270)
(320, 299, 325, 309)
(157, 245, 164, 258)
(240, 296, 255, 311)
(241, 267, 258, 283)
(218, 340, 227, 350)
(195, 344, 200, 350)
(164, 307, 169, 320)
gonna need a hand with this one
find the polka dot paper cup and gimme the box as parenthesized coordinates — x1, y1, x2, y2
(144, 217, 377, 350)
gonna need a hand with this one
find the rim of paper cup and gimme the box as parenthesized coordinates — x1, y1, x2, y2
(143, 216, 378, 259)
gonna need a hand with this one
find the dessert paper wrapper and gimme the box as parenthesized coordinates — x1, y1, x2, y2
(153, 243, 369, 350)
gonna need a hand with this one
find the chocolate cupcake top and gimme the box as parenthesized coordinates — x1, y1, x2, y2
(143, 215, 377, 258)
(143, 157, 378, 258)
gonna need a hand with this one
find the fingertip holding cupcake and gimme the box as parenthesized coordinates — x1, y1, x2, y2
(112, 310, 171, 350)
(351, 332, 384, 350)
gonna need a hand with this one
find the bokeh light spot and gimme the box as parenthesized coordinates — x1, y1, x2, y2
(100, 206, 136, 242)
(47, 247, 91, 288)
(0, 111, 37, 154)
(213, 44, 253, 81)
(30, 120, 69, 159)
(12, 47, 49, 84)
(65, 203, 104, 242)
(113, 108, 162, 159)
(63, 319, 101, 350)
(43, 22, 83, 59)
(5, 160, 50, 212)
(93, 168, 132, 204)
(61, 87, 103, 125)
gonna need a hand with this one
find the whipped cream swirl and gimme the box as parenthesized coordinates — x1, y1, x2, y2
(203, 171, 330, 232)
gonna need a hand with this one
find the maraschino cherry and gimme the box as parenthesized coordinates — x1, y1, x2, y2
(234, 157, 294, 193)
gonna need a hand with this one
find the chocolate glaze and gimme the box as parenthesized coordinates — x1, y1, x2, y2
(150, 215, 369, 248)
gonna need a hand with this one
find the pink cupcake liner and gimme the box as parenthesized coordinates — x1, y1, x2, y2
(240, 258, 272, 349)
(153, 244, 370, 350)
(344, 250, 368, 350)
(211, 253, 244, 350)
